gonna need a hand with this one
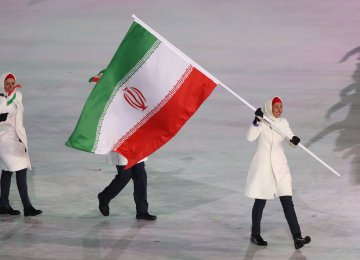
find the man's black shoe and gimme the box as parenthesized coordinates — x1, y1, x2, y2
(294, 235, 311, 249)
(98, 193, 109, 216)
(136, 212, 157, 221)
(24, 206, 42, 217)
(250, 234, 268, 246)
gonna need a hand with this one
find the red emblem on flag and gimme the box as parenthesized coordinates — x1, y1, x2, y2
(123, 87, 147, 111)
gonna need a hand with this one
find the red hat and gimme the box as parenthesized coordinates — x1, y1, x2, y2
(272, 96, 282, 105)
(4, 73, 15, 81)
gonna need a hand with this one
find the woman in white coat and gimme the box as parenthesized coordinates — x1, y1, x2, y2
(0, 72, 42, 216)
(245, 96, 310, 249)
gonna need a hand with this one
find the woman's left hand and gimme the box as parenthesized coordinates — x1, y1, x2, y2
(0, 113, 8, 122)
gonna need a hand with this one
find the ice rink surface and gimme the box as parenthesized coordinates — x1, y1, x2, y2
(1, 0, 360, 259)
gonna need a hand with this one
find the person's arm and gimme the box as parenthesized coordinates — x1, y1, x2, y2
(0, 95, 8, 121)
(252, 108, 263, 126)
(247, 108, 263, 142)
(284, 119, 300, 146)
(247, 124, 261, 142)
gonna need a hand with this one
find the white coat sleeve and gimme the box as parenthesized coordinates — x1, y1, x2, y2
(0, 96, 7, 112)
(246, 123, 261, 142)
(283, 119, 297, 146)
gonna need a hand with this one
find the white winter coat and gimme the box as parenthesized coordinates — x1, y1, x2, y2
(0, 72, 31, 171)
(245, 97, 295, 199)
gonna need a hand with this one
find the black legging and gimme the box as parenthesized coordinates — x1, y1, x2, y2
(251, 196, 301, 236)
(280, 196, 301, 236)
(251, 199, 266, 234)
(1, 169, 32, 208)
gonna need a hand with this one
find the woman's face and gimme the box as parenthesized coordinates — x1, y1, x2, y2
(272, 102, 283, 118)
(4, 78, 16, 93)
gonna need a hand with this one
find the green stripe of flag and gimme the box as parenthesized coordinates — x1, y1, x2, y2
(66, 22, 158, 152)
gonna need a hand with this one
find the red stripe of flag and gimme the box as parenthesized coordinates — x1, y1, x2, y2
(113, 67, 217, 169)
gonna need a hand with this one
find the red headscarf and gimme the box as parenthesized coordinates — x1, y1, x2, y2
(4, 73, 15, 81)
(3, 73, 20, 96)
(272, 96, 282, 105)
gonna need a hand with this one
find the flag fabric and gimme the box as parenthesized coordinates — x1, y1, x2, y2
(66, 21, 218, 168)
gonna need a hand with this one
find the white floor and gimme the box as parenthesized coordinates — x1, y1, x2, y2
(1, 1, 360, 259)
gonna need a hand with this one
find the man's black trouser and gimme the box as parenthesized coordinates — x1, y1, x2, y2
(99, 162, 148, 215)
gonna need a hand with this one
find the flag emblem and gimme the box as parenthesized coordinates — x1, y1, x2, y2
(123, 86, 147, 111)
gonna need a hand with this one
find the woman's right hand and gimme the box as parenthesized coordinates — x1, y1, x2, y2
(255, 108, 263, 118)
(253, 108, 263, 124)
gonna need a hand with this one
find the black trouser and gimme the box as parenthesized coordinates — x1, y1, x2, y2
(251, 196, 301, 237)
(99, 162, 148, 215)
(0, 169, 32, 208)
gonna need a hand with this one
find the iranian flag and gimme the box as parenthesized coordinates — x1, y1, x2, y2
(66, 17, 218, 168)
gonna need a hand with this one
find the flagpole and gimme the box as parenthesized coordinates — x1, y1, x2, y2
(260, 117, 341, 177)
(131, 14, 341, 177)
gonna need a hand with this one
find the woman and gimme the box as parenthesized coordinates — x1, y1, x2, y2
(245, 96, 310, 249)
(0, 72, 42, 216)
